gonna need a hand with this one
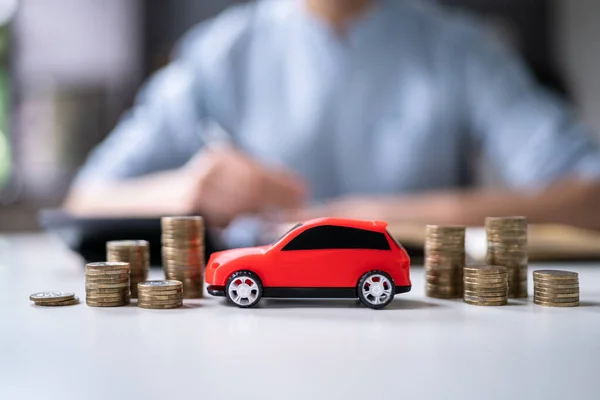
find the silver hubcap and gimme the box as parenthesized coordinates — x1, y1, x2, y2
(361, 274, 392, 305)
(228, 276, 259, 306)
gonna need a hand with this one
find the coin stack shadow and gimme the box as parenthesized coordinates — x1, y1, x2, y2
(424, 225, 466, 299)
(485, 216, 528, 298)
(463, 265, 508, 306)
(161, 216, 205, 298)
(533, 270, 579, 307)
(137, 280, 184, 309)
(85, 262, 131, 307)
(106, 240, 150, 298)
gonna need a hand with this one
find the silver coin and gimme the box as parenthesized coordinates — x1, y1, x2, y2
(29, 291, 75, 302)
(138, 280, 182, 288)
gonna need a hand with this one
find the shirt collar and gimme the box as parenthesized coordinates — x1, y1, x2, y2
(290, 0, 394, 50)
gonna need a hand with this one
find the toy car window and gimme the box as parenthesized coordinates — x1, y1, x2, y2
(282, 225, 390, 251)
(273, 222, 302, 244)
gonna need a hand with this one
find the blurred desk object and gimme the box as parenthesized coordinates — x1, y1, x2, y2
(38, 209, 223, 264)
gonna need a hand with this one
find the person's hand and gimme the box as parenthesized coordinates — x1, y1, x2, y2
(177, 146, 308, 227)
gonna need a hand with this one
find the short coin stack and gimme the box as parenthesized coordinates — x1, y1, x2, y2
(137, 280, 183, 309)
(485, 216, 528, 298)
(463, 265, 508, 306)
(161, 216, 205, 298)
(106, 240, 150, 298)
(424, 225, 466, 299)
(30, 291, 79, 307)
(533, 270, 579, 307)
(85, 262, 131, 307)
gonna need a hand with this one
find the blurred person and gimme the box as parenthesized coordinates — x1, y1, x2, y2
(64, 0, 600, 243)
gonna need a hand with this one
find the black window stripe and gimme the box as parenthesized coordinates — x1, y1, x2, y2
(282, 225, 390, 251)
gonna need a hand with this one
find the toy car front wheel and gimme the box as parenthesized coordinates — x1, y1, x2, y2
(357, 271, 395, 309)
(225, 271, 263, 308)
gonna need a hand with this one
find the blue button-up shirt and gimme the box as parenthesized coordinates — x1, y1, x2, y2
(75, 0, 600, 241)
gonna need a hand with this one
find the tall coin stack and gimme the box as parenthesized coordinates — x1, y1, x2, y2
(463, 265, 508, 306)
(424, 225, 466, 299)
(161, 216, 205, 298)
(485, 216, 528, 298)
(137, 281, 183, 309)
(106, 240, 150, 298)
(85, 262, 131, 307)
(533, 270, 579, 307)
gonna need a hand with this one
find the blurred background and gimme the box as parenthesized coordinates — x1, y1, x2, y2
(0, 0, 599, 233)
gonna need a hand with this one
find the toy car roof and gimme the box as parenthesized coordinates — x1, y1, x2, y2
(300, 217, 389, 231)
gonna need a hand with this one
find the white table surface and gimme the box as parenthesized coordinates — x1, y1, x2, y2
(1, 234, 599, 400)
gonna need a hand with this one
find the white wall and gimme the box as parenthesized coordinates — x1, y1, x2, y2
(555, 0, 600, 138)
(14, 0, 143, 88)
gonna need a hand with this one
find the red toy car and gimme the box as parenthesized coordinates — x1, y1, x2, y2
(205, 218, 411, 309)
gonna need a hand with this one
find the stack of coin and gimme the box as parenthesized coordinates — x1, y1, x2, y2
(85, 262, 131, 307)
(161, 216, 205, 298)
(485, 216, 528, 298)
(30, 291, 79, 307)
(424, 225, 465, 298)
(463, 265, 508, 306)
(106, 240, 150, 298)
(533, 270, 579, 307)
(137, 280, 183, 309)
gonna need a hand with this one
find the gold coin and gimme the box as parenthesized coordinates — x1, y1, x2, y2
(463, 285, 507, 292)
(464, 274, 508, 281)
(86, 293, 130, 300)
(85, 287, 129, 293)
(107, 240, 149, 248)
(138, 300, 183, 307)
(86, 301, 130, 307)
(533, 286, 579, 294)
(138, 289, 183, 295)
(463, 299, 507, 306)
(138, 280, 183, 290)
(139, 293, 183, 301)
(464, 279, 508, 289)
(85, 271, 130, 277)
(464, 295, 507, 302)
(464, 265, 507, 274)
(533, 279, 579, 287)
(86, 261, 129, 269)
(534, 295, 580, 303)
(138, 302, 183, 309)
(34, 297, 80, 306)
(534, 283, 579, 290)
(533, 270, 577, 279)
(464, 290, 507, 297)
(85, 277, 129, 284)
(85, 283, 130, 289)
(86, 292, 130, 300)
(533, 299, 579, 307)
(464, 277, 507, 285)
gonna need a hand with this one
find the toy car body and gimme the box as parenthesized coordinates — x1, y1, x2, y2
(205, 218, 411, 309)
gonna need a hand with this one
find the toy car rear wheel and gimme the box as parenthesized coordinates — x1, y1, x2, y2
(225, 271, 263, 308)
(357, 271, 395, 309)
